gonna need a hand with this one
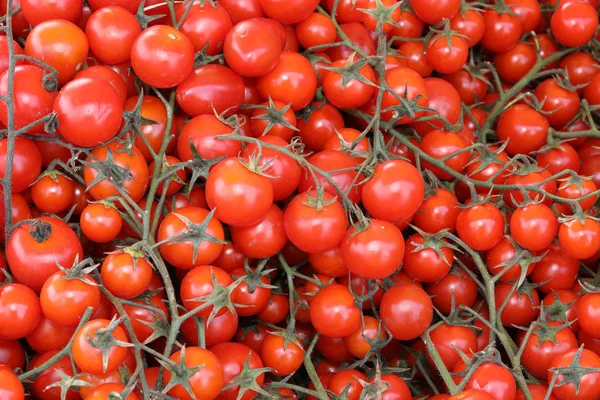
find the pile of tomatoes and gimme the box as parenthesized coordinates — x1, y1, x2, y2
(0, 0, 599, 399)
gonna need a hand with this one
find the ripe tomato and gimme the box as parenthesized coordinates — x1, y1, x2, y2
(310, 284, 361, 338)
(456, 203, 504, 251)
(510, 203, 558, 251)
(26, 315, 76, 354)
(101, 252, 153, 299)
(158, 207, 225, 270)
(224, 18, 282, 77)
(205, 157, 273, 227)
(296, 13, 337, 49)
(480, 10, 522, 53)
(40, 270, 100, 327)
(230, 204, 286, 259)
(259, 0, 319, 24)
(494, 43, 536, 83)
(410, 77, 462, 135)
(180, 265, 233, 319)
(85, 383, 141, 400)
(362, 159, 424, 224)
(24, 19, 89, 85)
(559, 218, 600, 260)
(85, 6, 141, 64)
(0, 365, 25, 400)
(327, 0, 368, 23)
(0, 137, 42, 194)
(343, 315, 385, 359)
(260, 333, 305, 376)
(176, 64, 245, 116)
(72, 319, 129, 375)
(323, 58, 376, 109)
(131, 25, 195, 88)
(486, 237, 534, 281)
(0, 65, 56, 134)
(54, 77, 123, 147)
(449, 390, 495, 400)
(452, 361, 516, 400)
(443, 68, 488, 105)
(496, 104, 549, 155)
(426, 35, 469, 74)
(494, 282, 540, 327)
(403, 233, 453, 283)
(30, 172, 72, 214)
(503, 169, 557, 208)
(88, 0, 142, 13)
(176, 1, 232, 56)
(7, 216, 83, 293)
(0, 339, 24, 370)
(182, 309, 239, 348)
(149, 156, 187, 196)
(515, 385, 557, 400)
(548, 349, 600, 400)
(164, 347, 224, 400)
(0, 283, 41, 340)
(177, 114, 241, 162)
(30, 351, 80, 400)
(250, 100, 297, 140)
(412, 0, 460, 25)
(536, 143, 580, 175)
(257, 51, 317, 110)
(73, 65, 128, 104)
(210, 342, 264, 400)
(556, 178, 598, 214)
(420, 130, 470, 180)
(413, 188, 460, 233)
(297, 102, 345, 151)
(531, 243, 579, 293)
(380, 283, 433, 340)
(427, 270, 478, 315)
(578, 292, 600, 339)
(83, 142, 149, 203)
(122, 95, 168, 161)
(427, 324, 478, 370)
(381, 66, 428, 124)
(551, 1, 598, 48)
(534, 78, 581, 127)
(328, 369, 366, 400)
(517, 322, 578, 379)
(561, 52, 600, 90)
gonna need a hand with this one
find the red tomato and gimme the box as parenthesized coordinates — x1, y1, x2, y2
(380, 284, 433, 340)
(163, 347, 224, 400)
(559, 218, 600, 260)
(0, 365, 25, 400)
(85, 6, 141, 64)
(427, 324, 478, 370)
(452, 361, 516, 400)
(231, 204, 286, 259)
(551, 1, 598, 48)
(72, 319, 129, 375)
(296, 13, 337, 49)
(494, 282, 540, 327)
(260, 332, 305, 376)
(259, 0, 319, 24)
(131, 25, 195, 88)
(510, 203, 558, 251)
(403, 233, 453, 283)
(323, 58, 376, 109)
(0, 283, 41, 340)
(210, 342, 264, 400)
(381, 66, 428, 124)
(426, 270, 478, 315)
(412, 0, 460, 25)
(176, 1, 232, 56)
(456, 203, 504, 251)
(480, 9, 522, 53)
(420, 129, 470, 180)
(310, 284, 361, 338)
(177, 114, 241, 162)
(534, 78, 581, 127)
(496, 104, 549, 155)
(548, 349, 600, 400)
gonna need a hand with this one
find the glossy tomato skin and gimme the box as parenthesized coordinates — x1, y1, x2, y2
(297, 102, 345, 151)
(559, 218, 600, 260)
(0, 137, 42, 195)
(534, 78, 581, 128)
(427, 270, 478, 315)
(486, 237, 533, 282)
(381, 66, 428, 124)
(177, 114, 241, 162)
(205, 157, 274, 227)
(530, 244, 579, 294)
(158, 207, 225, 270)
(323, 58, 376, 109)
(578, 293, 600, 339)
(309, 284, 361, 338)
(420, 130, 470, 180)
(548, 349, 600, 400)
(40, 270, 100, 327)
(256, 51, 318, 111)
(341, 219, 405, 280)
(231, 204, 286, 259)
(452, 361, 517, 400)
(362, 159, 425, 224)
(176, 1, 232, 56)
(24, 20, 89, 85)
(180, 265, 233, 319)
(551, 1, 598, 48)
(380, 283, 433, 341)
(83, 142, 149, 203)
(456, 204, 504, 251)
(72, 319, 129, 375)
(496, 104, 549, 155)
(0, 283, 41, 340)
(494, 42, 536, 83)
(131, 25, 195, 88)
(259, 0, 319, 24)
(328, 369, 366, 400)
(260, 333, 305, 377)
(0, 65, 56, 135)
(515, 385, 557, 400)
(54, 77, 123, 147)
(164, 347, 224, 400)
(494, 282, 540, 327)
(510, 203, 558, 251)
(480, 10, 522, 53)
(176, 64, 245, 117)
(7, 216, 83, 293)
(427, 324, 478, 370)
(101, 252, 153, 299)
(224, 18, 282, 77)
(30, 352, 80, 400)
(210, 342, 264, 400)
(85, 6, 141, 64)
(403, 233, 453, 283)
(413, 188, 460, 233)
(74, 65, 128, 104)
(517, 322, 578, 379)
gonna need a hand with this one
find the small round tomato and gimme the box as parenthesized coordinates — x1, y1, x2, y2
(158, 207, 225, 270)
(411, 0, 460, 25)
(551, 1, 598, 48)
(456, 203, 504, 251)
(452, 361, 516, 400)
(323, 58, 376, 109)
(536, 143, 580, 176)
(40, 270, 100, 327)
(427, 324, 478, 370)
(496, 104, 549, 155)
(0, 283, 41, 340)
(180, 265, 233, 319)
(328, 369, 366, 400)
(131, 25, 195, 88)
(530, 243, 579, 294)
(480, 9, 522, 53)
(494, 42, 537, 83)
(176, 64, 245, 117)
(343, 316, 386, 359)
(256, 51, 317, 111)
(7, 216, 83, 293)
(420, 130, 470, 180)
(260, 332, 305, 377)
(164, 347, 224, 400)
(224, 18, 282, 77)
(176, 1, 232, 56)
(426, 34, 469, 74)
(297, 102, 345, 151)
(556, 178, 598, 214)
(101, 252, 153, 299)
(123, 95, 168, 161)
(510, 203, 558, 251)
(177, 114, 241, 162)
(72, 319, 129, 375)
(31, 172, 74, 214)
(362, 159, 424, 225)
(559, 218, 600, 260)
(413, 188, 460, 233)
(210, 342, 264, 400)
(426, 270, 478, 315)
(381, 66, 428, 124)
(380, 283, 433, 340)
(494, 282, 540, 327)
(296, 13, 336, 49)
(561, 52, 600, 90)
(486, 237, 534, 282)
(259, 0, 319, 24)
(0, 65, 56, 135)
(548, 349, 600, 400)
(0, 365, 25, 400)
(73, 65, 128, 104)
(403, 233, 453, 283)
(231, 204, 286, 259)
(83, 142, 149, 203)
(26, 315, 75, 354)
(85, 383, 141, 400)
(250, 100, 297, 141)
(205, 157, 273, 227)
(310, 284, 361, 338)
(85, 6, 141, 64)
(24, 19, 89, 85)
(534, 78, 581, 127)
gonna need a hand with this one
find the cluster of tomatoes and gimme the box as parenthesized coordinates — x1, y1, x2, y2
(0, 0, 599, 399)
